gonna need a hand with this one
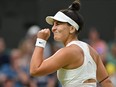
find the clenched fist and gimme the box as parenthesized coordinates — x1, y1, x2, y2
(37, 28, 50, 41)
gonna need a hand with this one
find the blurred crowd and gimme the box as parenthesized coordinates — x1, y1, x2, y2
(0, 25, 116, 87)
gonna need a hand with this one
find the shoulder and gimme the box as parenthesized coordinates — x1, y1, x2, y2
(54, 46, 74, 58)
(57, 44, 83, 55)
(51, 43, 90, 69)
(53, 44, 84, 63)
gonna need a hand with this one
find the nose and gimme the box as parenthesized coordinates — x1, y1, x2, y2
(52, 23, 57, 32)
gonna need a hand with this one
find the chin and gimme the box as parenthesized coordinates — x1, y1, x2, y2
(54, 37, 61, 41)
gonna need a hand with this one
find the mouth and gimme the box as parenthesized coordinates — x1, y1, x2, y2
(53, 32, 58, 35)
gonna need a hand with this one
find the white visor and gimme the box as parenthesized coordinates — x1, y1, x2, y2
(46, 11, 79, 31)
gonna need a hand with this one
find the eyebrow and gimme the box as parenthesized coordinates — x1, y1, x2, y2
(54, 20, 71, 26)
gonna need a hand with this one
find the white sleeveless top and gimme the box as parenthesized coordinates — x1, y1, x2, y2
(57, 41, 97, 87)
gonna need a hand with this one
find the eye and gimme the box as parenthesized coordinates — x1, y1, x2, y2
(56, 21, 62, 25)
(54, 20, 66, 26)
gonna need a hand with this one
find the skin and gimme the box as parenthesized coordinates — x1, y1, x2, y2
(30, 20, 114, 87)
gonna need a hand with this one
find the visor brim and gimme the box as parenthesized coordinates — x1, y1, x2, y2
(46, 16, 68, 25)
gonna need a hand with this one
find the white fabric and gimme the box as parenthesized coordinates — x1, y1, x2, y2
(62, 83, 96, 87)
(57, 41, 97, 87)
(46, 11, 79, 31)
(35, 38, 46, 48)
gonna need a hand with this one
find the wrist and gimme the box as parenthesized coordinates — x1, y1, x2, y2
(35, 38, 47, 48)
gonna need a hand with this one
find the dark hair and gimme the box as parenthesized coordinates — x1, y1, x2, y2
(60, 0, 84, 33)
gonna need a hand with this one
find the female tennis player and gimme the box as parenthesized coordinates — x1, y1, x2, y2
(30, 0, 114, 87)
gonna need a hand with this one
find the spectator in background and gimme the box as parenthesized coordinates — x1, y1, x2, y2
(106, 42, 116, 74)
(17, 25, 40, 74)
(86, 27, 108, 65)
(2, 78, 15, 87)
(0, 37, 10, 86)
(106, 27, 116, 87)
(18, 38, 34, 72)
(0, 37, 10, 68)
(0, 48, 37, 87)
(26, 25, 41, 44)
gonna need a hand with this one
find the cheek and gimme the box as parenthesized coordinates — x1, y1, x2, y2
(58, 26, 69, 34)
(53, 33, 63, 41)
(55, 30, 69, 40)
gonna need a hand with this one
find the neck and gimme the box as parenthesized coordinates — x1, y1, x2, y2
(63, 36, 78, 46)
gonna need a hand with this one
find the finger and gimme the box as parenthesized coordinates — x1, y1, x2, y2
(39, 28, 50, 35)
(45, 29, 49, 33)
(42, 29, 48, 32)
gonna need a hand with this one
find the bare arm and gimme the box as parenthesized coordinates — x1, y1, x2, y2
(89, 45, 114, 87)
(30, 29, 50, 76)
(30, 29, 72, 76)
(30, 46, 44, 76)
(96, 55, 114, 87)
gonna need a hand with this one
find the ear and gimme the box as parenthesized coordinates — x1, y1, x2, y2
(69, 26, 76, 34)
